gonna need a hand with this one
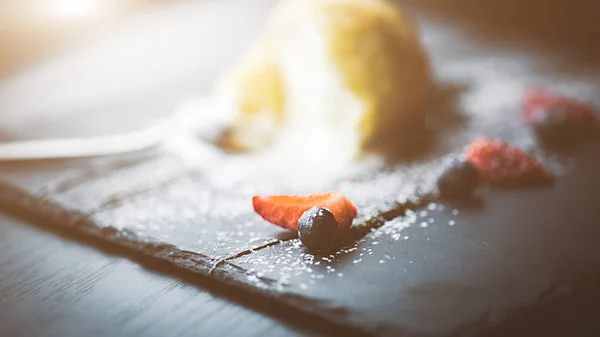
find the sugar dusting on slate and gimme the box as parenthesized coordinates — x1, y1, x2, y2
(232, 202, 462, 291)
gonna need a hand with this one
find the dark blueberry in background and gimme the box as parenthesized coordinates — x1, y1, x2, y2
(298, 207, 338, 252)
(437, 155, 480, 198)
(530, 106, 577, 145)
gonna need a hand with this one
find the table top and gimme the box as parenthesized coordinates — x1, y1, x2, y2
(2, 0, 600, 336)
(0, 214, 317, 337)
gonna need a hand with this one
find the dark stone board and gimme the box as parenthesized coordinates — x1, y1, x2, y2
(229, 142, 600, 336)
(3, 140, 600, 337)
(2, 16, 600, 337)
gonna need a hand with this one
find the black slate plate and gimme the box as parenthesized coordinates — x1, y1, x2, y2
(229, 142, 600, 336)
(2, 140, 600, 337)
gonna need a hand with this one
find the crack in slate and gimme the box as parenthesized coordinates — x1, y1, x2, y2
(340, 194, 437, 246)
(208, 193, 440, 276)
(208, 239, 283, 276)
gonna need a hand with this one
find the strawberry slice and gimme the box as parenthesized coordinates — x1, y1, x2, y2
(465, 138, 553, 187)
(252, 191, 358, 231)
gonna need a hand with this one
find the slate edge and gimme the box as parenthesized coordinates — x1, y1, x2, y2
(0, 178, 405, 337)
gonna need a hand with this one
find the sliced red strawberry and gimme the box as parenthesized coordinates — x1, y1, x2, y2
(523, 88, 596, 126)
(252, 191, 357, 232)
(465, 138, 553, 187)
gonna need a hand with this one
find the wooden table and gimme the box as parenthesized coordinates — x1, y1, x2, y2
(2, 0, 600, 336)
(0, 214, 320, 337)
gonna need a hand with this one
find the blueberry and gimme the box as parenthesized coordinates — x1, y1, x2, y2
(530, 106, 576, 144)
(298, 207, 338, 252)
(437, 155, 480, 198)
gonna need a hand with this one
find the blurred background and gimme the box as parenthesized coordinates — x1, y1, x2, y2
(0, 0, 175, 79)
(0, 0, 279, 141)
(0, 0, 598, 142)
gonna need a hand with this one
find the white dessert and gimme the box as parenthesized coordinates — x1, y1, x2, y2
(214, 0, 432, 162)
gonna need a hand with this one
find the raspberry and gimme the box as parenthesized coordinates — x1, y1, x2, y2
(465, 138, 553, 187)
(523, 88, 597, 144)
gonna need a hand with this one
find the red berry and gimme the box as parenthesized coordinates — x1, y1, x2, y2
(523, 88, 596, 127)
(252, 191, 358, 232)
(465, 138, 553, 187)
